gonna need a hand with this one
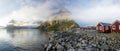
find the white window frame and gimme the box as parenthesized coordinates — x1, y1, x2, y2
(100, 26, 102, 30)
(112, 25, 116, 30)
(119, 25, 120, 30)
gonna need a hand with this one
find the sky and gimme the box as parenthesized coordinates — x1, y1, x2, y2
(0, 0, 120, 27)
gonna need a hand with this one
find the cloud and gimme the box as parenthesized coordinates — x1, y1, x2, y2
(0, 0, 66, 26)
(1, 0, 120, 26)
(69, 0, 120, 26)
(7, 0, 58, 22)
(0, 0, 23, 17)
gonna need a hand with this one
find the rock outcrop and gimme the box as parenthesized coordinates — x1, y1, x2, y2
(38, 8, 79, 32)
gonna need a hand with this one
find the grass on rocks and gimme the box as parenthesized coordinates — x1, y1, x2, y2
(108, 33, 120, 40)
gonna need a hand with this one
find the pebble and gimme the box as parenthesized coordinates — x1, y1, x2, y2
(44, 30, 120, 51)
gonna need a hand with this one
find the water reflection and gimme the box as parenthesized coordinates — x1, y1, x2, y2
(0, 29, 11, 41)
(0, 29, 49, 51)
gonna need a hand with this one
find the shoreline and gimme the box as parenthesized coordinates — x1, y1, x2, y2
(44, 29, 120, 51)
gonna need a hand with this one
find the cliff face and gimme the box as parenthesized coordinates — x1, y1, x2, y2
(38, 8, 80, 32)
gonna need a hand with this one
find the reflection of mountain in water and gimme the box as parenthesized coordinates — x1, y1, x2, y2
(6, 25, 37, 29)
(0, 29, 49, 51)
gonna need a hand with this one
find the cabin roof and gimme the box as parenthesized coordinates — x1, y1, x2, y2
(100, 22, 111, 26)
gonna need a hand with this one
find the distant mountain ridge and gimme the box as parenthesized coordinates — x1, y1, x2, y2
(6, 20, 41, 29)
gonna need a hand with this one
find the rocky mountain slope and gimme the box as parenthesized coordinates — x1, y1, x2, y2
(38, 8, 80, 32)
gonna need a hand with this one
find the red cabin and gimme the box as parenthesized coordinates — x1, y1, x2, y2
(87, 26, 96, 30)
(96, 22, 111, 33)
(111, 20, 120, 33)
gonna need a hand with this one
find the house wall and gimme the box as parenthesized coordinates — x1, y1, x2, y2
(97, 23, 111, 33)
(111, 21, 120, 32)
(97, 23, 103, 32)
(103, 26, 111, 33)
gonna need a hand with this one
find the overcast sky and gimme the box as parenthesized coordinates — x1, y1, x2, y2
(0, 0, 120, 26)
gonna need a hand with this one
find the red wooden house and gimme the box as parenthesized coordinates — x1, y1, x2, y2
(87, 26, 96, 30)
(111, 20, 120, 33)
(80, 27, 87, 30)
(96, 22, 111, 33)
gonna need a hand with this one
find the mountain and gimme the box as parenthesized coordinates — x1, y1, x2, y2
(38, 8, 80, 32)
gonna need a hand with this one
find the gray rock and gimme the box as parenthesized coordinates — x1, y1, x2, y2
(101, 43, 108, 49)
(67, 48, 75, 51)
(56, 43, 64, 51)
(77, 48, 84, 51)
(46, 43, 52, 51)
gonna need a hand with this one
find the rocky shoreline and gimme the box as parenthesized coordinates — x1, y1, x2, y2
(44, 29, 120, 51)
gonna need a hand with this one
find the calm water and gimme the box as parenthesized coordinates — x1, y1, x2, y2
(0, 29, 49, 51)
